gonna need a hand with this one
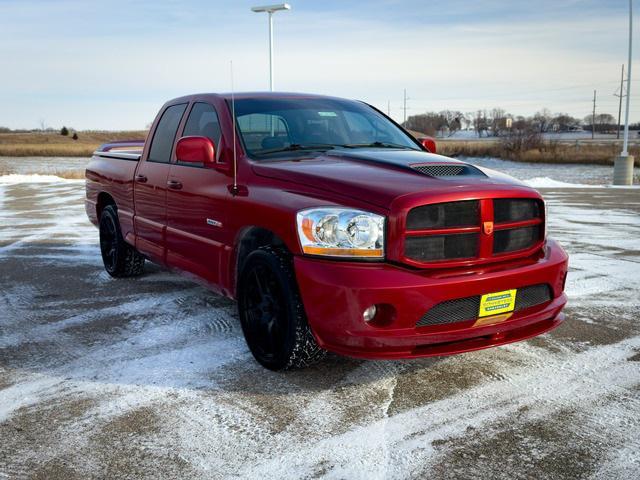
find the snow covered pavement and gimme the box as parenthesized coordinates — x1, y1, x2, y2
(0, 177, 639, 479)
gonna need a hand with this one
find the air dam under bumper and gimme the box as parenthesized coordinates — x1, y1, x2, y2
(294, 239, 568, 360)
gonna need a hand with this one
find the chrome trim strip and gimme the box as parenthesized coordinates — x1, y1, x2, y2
(93, 151, 141, 161)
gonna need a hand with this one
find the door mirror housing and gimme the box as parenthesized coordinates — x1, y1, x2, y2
(176, 136, 216, 166)
(419, 137, 437, 154)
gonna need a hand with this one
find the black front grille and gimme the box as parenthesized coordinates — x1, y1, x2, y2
(514, 284, 552, 311)
(407, 200, 479, 230)
(494, 198, 541, 223)
(493, 225, 542, 254)
(417, 296, 480, 327)
(405, 233, 479, 261)
(416, 284, 552, 328)
(403, 197, 544, 265)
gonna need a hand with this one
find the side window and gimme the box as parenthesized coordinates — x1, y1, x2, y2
(148, 103, 187, 163)
(343, 111, 374, 135)
(343, 110, 393, 144)
(237, 113, 289, 152)
(183, 103, 222, 159)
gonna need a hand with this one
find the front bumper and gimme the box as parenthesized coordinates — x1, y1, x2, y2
(294, 239, 568, 359)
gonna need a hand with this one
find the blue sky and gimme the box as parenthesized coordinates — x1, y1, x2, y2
(0, 0, 638, 130)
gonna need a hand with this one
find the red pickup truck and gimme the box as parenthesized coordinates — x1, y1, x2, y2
(85, 92, 568, 370)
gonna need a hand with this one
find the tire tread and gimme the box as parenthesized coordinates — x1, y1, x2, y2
(100, 205, 145, 278)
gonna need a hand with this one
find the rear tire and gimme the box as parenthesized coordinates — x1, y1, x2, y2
(99, 205, 145, 277)
(238, 246, 325, 370)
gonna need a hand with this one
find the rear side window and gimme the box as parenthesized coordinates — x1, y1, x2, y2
(148, 103, 187, 163)
(183, 103, 222, 159)
(237, 113, 289, 152)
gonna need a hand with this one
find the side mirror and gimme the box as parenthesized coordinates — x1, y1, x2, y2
(176, 136, 215, 166)
(419, 137, 437, 154)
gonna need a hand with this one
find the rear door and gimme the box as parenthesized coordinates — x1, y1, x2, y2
(133, 103, 187, 263)
(165, 101, 231, 286)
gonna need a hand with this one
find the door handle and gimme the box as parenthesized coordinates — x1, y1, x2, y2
(135, 174, 148, 183)
(167, 180, 183, 190)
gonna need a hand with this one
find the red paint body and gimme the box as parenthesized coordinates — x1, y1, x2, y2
(85, 92, 568, 360)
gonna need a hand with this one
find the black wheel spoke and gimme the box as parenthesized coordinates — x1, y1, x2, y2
(241, 260, 288, 361)
(267, 320, 280, 352)
(252, 269, 265, 296)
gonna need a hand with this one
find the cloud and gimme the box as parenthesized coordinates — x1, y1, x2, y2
(0, 0, 637, 129)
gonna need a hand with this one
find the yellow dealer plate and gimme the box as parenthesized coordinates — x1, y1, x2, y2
(478, 289, 517, 318)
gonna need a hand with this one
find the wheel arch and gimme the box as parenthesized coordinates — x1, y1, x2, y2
(232, 226, 289, 296)
(96, 192, 116, 219)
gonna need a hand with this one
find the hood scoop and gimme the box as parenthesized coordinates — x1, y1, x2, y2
(410, 163, 486, 178)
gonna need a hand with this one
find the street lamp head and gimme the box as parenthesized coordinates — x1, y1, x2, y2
(251, 3, 290, 92)
(251, 3, 291, 13)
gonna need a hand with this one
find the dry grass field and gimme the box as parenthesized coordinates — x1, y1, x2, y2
(0, 131, 638, 166)
(0, 131, 147, 157)
(437, 139, 640, 165)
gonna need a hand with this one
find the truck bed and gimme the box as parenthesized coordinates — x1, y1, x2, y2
(85, 140, 145, 243)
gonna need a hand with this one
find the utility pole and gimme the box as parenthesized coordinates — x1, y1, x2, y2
(613, 0, 634, 185)
(592, 90, 596, 140)
(403, 89, 408, 126)
(387, 100, 391, 116)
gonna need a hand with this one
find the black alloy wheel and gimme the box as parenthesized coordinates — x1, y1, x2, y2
(238, 246, 325, 370)
(98, 205, 145, 277)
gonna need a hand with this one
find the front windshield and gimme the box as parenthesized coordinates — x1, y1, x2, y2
(232, 97, 420, 158)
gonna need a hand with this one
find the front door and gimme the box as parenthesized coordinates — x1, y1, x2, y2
(165, 102, 230, 287)
(133, 103, 187, 264)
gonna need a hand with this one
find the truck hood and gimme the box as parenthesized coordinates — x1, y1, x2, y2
(251, 149, 533, 209)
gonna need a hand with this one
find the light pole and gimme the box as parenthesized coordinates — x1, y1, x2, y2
(614, 0, 635, 185)
(251, 3, 291, 91)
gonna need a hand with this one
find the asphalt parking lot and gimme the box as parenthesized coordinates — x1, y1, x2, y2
(1, 179, 639, 479)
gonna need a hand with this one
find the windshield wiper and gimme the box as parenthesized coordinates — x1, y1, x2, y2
(257, 143, 337, 155)
(340, 141, 416, 150)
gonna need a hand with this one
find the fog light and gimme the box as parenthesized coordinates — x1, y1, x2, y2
(363, 305, 377, 322)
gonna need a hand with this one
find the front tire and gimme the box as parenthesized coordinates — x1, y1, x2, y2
(99, 205, 145, 277)
(238, 246, 325, 370)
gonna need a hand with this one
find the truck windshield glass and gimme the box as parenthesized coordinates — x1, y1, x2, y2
(233, 98, 419, 158)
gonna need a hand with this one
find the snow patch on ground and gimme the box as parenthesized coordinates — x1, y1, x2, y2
(0, 174, 84, 184)
(525, 177, 601, 188)
(236, 337, 640, 479)
(525, 177, 640, 189)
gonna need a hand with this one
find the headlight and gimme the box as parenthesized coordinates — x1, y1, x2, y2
(296, 208, 385, 258)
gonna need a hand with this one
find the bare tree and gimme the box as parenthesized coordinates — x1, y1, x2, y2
(584, 113, 616, 133)
(511, 116, 528, 130)
(473, 110, 489, 138)
(490, 108, 507, 136)
(595, 113, 616, 133)
(501, 120, 542, 154)
(404, 112, 448, 136)
(532, 108, 552, 133)
(552, 114, 581, 132)
(440, 110, 465, 135)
